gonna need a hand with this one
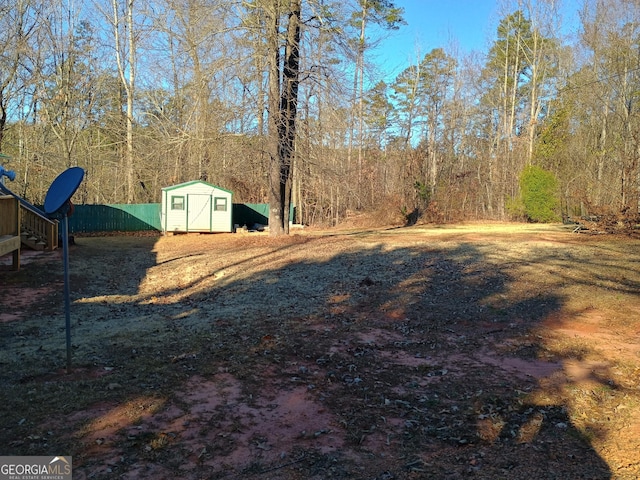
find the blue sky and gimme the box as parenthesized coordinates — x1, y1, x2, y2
(372, 0, 499, 81)
(372, 0, 582, 83)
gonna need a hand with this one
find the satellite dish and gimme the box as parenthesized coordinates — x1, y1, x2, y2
(44, 167, 84, 215)
(43, 167, 85, 373)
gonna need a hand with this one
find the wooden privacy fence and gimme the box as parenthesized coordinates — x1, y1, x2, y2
(67, 203, 286, 233)
(69, 204, 162, 233)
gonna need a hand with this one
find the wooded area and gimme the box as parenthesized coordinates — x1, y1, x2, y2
(0, 0, 638, 231)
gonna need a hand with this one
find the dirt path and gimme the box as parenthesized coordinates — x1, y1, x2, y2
(1, 223, 639, 479)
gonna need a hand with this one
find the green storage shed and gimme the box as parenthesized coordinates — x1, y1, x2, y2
(161, 180, 233, 233)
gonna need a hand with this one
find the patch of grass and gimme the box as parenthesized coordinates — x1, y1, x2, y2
(543, 339, 595, 361)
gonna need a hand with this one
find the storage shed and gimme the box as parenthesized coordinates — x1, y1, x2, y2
(161, 181, 233, 233)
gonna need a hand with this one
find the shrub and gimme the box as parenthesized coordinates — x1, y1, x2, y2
(517, 165, 560, 223)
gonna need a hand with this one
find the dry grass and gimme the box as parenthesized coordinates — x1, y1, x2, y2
(1, 222, 640, 479)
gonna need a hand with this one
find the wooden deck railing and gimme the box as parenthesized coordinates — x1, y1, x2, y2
(0, 183, 58, 251)
(21, 204, 58, 250)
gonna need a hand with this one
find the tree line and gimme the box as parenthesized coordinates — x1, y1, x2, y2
(0, 0, 638, 233)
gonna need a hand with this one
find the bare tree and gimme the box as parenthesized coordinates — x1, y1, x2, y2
(36, 2, 98, 170)
(108, 0, 137, 203)
(0, 0, 41, 152)
(262, 0, 302, 236)
(576, 0, 640, 212)
(348, 0, 404, 200)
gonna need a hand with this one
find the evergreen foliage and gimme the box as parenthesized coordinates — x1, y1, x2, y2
(516, 165, 560, 223)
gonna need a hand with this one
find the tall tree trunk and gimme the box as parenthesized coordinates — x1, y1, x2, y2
(126, 0, 135, 202)
(112, 0, 135, 203)
(267, 0, 283, 234)
(357, 1, 366, 194)
(268, 0, 301, 236)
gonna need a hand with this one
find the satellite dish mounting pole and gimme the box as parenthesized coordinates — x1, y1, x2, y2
(61, 206, 72, 371)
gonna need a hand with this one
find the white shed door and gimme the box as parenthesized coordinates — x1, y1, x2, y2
(187, 194, 212, 231)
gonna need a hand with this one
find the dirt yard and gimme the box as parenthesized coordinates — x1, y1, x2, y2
(1, 223, 640, 479)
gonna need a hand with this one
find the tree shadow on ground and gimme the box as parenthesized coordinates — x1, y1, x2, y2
(1, 231, 626, 479)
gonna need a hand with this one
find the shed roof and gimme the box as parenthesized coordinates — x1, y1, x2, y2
(161, 180, 233, 194)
